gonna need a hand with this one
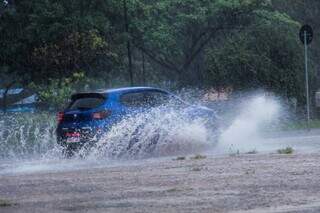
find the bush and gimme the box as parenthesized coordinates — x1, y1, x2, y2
(277, 147, 294, 154)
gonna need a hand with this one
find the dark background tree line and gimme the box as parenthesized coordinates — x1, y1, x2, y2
(0, 0, 319, 110)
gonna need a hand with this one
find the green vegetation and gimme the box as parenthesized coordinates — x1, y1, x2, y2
(281, 120, 320, 131)
(165, 187, 193, 193)
(0, 199, 16, 207)
(229, 149, 240, 156)
(245, 169, 256, 175)
(165, 188, 180, 193)
(1, 0, 319, 109)
(277, 147, 294, 154)
(191, 167, 202, 172)
(190, 154, 207, 160)
(175, 156, 186, 161)
(246, 150, 258, 154)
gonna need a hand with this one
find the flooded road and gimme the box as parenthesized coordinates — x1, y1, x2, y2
(1, 95, 320, 212)
(1, 130, 320, 212)
(1, 128, 320, 176)
(1, 152, 320, 213)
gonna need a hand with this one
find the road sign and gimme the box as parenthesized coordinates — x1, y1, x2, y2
(299, 25, 313, 45)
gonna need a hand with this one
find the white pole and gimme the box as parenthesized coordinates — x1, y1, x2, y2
(304, 30, 310, 128)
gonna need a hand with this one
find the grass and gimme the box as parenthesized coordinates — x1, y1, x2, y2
(174, 154, 207, 161)
(190, 154, 207, 160)
(281, 119, 320, 131)
(165, 187, 193, 193)
(174, 156, 186, 161)
(229, 149, 240, 156)
(246, 150, 258, 154)
(277, 147, 294, 154)
(245, 169, 256, 175)
(0, 199, 16, 207)
(191, 167, 202, 172)
(165, 188, 181, 193)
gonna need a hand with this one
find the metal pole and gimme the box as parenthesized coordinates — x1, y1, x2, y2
(304, 30, 310, 128)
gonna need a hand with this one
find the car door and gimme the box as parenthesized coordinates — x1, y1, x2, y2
(118, 90, 169, 150)
(119, 91, 148, 116)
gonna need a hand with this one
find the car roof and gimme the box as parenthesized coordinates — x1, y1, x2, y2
(95, 87, 168, 94)
(72, 87, 169, 97)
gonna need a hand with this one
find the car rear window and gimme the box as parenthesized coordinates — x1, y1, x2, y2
(68, 93, 106, 110)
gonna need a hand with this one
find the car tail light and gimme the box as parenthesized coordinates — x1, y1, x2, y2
(92, 110, 111, 120)
(57, 112, 64, 123)
(65, 132, 80, 137)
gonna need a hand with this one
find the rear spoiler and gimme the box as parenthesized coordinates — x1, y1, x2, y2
(71, 93, 107, 101)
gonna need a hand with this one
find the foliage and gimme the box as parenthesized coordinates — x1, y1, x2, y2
(0, 199, 16, 207)
(0, 0, 319, 108)
(29, 72, 85, 109)
(246, 150, 258, 154)
(0, 0, 123, 85)
(32, 30, 118, 81)
(277, 147, 294, 154)
(131, 0, 274, 83)
(205, 9, 305, 102)
(190, 154, 207, 160)
(175, 156, 186, 161)
(280, 119, 320, 131)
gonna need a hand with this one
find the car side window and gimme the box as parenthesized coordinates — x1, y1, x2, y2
(120, 91, 170, 108)
(120, 92, 146, 107)
(144, 91, 169, 107)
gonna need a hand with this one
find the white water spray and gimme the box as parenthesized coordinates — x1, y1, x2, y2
(217, 95, 280, 153)
(88, 107, 215, 159)
(0, 92, 285, 175)
(0, 113, 58, 160)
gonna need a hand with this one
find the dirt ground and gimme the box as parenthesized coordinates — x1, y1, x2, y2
(1, 153, 320, 213)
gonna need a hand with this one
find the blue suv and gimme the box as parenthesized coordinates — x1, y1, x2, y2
(56, 87, 218, 154)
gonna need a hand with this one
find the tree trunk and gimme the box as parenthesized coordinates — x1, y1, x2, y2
(123, 0, 134, 86)
(142, 51, 146, 85)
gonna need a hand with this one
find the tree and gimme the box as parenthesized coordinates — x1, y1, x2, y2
(1, 0, 319, 108)
(128, 0, 274, 85)
(205, 9, 306, 102)
(0, 0, 125, 86)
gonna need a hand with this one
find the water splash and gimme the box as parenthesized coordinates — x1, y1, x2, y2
(0, 93, 283, 162)
(88, 107, 217, 159)
(217, 95, 280, 153)
(0, 112, 58, 160)
(0, 91, 302, 177)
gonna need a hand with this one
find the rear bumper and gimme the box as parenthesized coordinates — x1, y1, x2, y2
(56, 126, 104, 148)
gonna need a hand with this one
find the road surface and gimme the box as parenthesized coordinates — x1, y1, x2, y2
(1, 130, 320, 212)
